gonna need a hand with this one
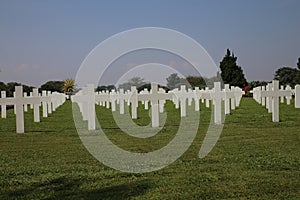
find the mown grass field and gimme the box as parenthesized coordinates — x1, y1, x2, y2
(0, 98, 299, 199)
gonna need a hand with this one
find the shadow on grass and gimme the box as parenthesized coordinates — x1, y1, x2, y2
(4, 176, 150, 199)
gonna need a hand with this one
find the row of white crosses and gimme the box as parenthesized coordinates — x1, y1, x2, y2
(72, 84, 96, 130)
(0, 86, 67, 133)
(136, 83, 172, 127)
(71, 82, 244, 130)
(253, 83, 293, 107)
(252, 80, 300, 122)
(72, 83, 172, 129)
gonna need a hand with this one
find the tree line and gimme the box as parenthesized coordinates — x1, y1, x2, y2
(273, 57, 300, 87)
(110, 49, 300, 95)
(0, 79, 75, 97)
(111, 49, 246, 92)
(1, 49, 299, 96)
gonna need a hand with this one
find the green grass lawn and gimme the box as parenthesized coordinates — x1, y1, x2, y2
(0, 98, 299, 199)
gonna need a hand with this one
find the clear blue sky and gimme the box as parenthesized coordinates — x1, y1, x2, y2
(0, 0, 299, 87)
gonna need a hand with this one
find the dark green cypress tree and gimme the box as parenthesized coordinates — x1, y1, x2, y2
(296, 57, 300, 84)
(219, 49, 247, 87)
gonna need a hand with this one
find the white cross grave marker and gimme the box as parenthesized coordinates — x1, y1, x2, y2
(261, 86, 266, 106)
(266, 83, 273, 113)
(105, 91, 110, 109)
(176, 85, 188, 117)
(211, 82, 224, 125)
(295, 85, 300, 108)
(158, 88, 167, 113)
(1, 91, 6, 118)
(261, 80, 292, 122)
(187, 88, 193, 106)
(230, 86, 236, 110)
(129, 86, 138, 119)
(47, 91, 52, 114)
(224, 84, 235, 115)
(110, 89, 117, 112)
(205, 87, 210, 108)
(29, 92, 34, 109)
(117, 89, 127, 114)
(72, 84, 96, 130)
(280, 86, 285, 103)
(193, 87, 200, 111)
(200, 87, 212, 110)
(171, 88, 179, 109)
(41, 91, 49, 117)
(23, 92, 28, 112)
(0, 86, 42, 133)
(234, 87, 244, 107)
(31, 88, 40, 122)
(141, 88, 149, 110)
(285, 85, 292, 105)
(138, 83, 172, 127)
(253, 86, 261, 104)
(15, 86, 25, 133)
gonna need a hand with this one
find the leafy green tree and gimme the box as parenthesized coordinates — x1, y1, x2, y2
(166, 73, 181, 89)
(219, 49, 247, 87)
(249, 81, 268, 89)
(107, 85, 116, 92)
(118, 77, 147, 91)
(274, 67, 298, 87)
(137, 83, 151, 92)
(22, 84, 34, 95)
(96, 85, 108, 92)
(203, 73, 223, 88)
(137, 83, 169, 92)
(0, 82, 7, 92)
(6, 82, 21, 97)
(248, 81, 269, 97)
(127, 77, 146, 87)
(96, 85, 116, 92)
(186, 76, 206, 89)
(7, 82, 33, 96)
(296, 57, 300, 84)
(40, 81, 64, 93)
